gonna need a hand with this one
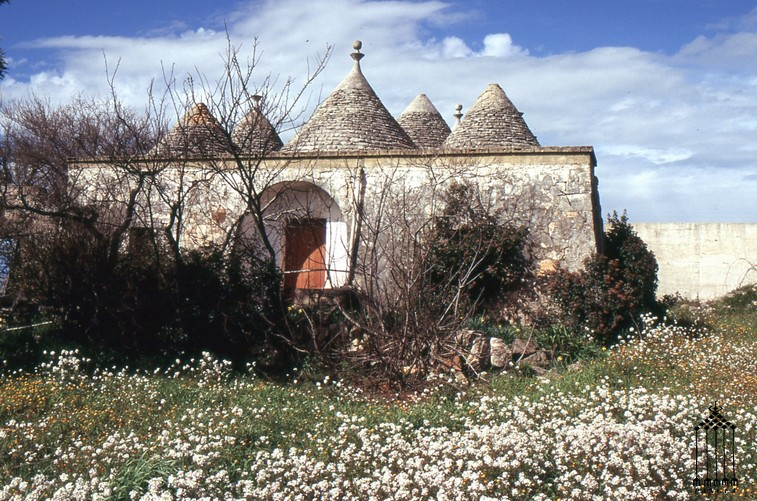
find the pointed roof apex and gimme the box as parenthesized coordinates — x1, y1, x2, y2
(397, 94, 451, 148)
(332, 39, 371, 94)
(181, 103, 215, 126)
(351, 40, 364, 62)
(283, 40, 415, 153)
(401, 94, 440, 114)
(453, 104, 463, 126)
(158, 102, 233, 157)
(443, 83, 539, 150)
(233, 95, 283, 153)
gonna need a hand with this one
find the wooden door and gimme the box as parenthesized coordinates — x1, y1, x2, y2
(283, 219, 327, 289)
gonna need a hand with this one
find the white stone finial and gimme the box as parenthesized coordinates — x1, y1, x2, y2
(252, 95, 262, 109)
(351, 40, 364, 62)
(453, 104, 463, 124)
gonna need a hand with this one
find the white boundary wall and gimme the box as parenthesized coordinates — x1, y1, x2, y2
(634, 223, 757, 301)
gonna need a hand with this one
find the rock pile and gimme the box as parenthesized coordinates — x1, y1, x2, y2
(457, 329, 551, 377)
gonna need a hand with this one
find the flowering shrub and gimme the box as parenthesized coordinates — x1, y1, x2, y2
(0, 318, 755, 499)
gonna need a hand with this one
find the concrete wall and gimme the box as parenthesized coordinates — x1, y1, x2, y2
(634, 223, 757, 301)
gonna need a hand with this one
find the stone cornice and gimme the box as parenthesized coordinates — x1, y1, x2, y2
(74, 145, 596, 167)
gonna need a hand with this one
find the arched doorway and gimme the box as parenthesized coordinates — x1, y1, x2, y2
(239, 182, 349, 289)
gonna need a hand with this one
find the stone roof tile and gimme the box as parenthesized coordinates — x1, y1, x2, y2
(283, 41, 415, 153)
(443, 83, 539, 150)
(397, 94, 451, 149)
(232, 96, 283, 154)
(158, 103, 234, 158)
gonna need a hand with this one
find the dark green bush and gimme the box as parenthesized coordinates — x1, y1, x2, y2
(9, 220, 177, 357)
(0, 322, 62, 371)
(175, 247, 284, 364)
(544, 211, 659, 344)
(4, 218, 285, 369)
(426, 182, 532, 312)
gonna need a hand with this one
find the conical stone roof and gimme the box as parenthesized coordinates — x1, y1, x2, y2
(158, 103, 234, 158)
(397, 94, 451, 149)
(232, 96, 283, 154)
(283, 41, 415, 153)
(443, 84, 539, 150)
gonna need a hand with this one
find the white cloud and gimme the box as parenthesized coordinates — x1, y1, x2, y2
(600, 164, 757, 222)
(481, 33, 525, 57)
(2, 0, 756, 222)
(440, 36, 473, 58)
(603, 145, 693, 165)
(418, 32, 525, 60)
(677, 32, 757, 67)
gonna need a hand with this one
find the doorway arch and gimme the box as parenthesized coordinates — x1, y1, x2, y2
(239, 181, 349, 289)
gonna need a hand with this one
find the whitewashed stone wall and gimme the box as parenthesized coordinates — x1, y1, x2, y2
(75, 146, 601, 286)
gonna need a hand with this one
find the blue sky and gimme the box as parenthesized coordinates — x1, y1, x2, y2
(1, 0, 756, 222)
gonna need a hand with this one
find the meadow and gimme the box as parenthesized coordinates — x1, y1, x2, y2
(0, 287, 755, 500)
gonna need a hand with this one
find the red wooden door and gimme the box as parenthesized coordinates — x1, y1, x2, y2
(284, 219, 327, 289)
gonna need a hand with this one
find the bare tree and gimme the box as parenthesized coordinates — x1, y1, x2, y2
(285, 155, 536, 386)
(0, 36, 332, 366)
(152, 36, 332, 260)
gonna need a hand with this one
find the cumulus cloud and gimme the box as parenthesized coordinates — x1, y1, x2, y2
(418, 32, 526, 59)
(481, 33, 526, 57)
(440, 36, 473, 58)
(2, 0, 756, 222)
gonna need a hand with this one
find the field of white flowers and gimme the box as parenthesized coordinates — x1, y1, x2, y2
(1, 307, 756, 499)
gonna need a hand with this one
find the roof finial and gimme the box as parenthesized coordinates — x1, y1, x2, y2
(453, 104, 463, 124)
(351, 40, 364, 62)
(251, 94, 262, 110)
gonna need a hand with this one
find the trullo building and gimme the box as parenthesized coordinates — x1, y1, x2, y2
(77, 40, 602, 292)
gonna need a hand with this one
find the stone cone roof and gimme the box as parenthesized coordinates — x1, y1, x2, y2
(283, 45, 415, 153)
(232, 103, 283, 154)
(443, 83, 539, 150)
(158, 103, 234, 158)
(397, 94, 451, 148)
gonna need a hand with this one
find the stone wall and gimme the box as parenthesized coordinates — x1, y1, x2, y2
(634, 223, 757, 300)
(75, 146, 601, 283)
(278, 146, 601, 273)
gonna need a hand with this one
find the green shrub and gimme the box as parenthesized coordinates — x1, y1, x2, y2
(534, 324, 600, 364)
(5, 218, 286, 370)
(464, 316, 516, 343)
(717, 284, 757, 313)
(175, 247, 285, 365)
(11, 221, 179, 357)
(544, 211, 659, 344)
(0, 321, 62, 371)
(425, 182, 532, 312)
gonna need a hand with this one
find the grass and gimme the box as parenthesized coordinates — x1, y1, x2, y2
(0, 285, 755, 499)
